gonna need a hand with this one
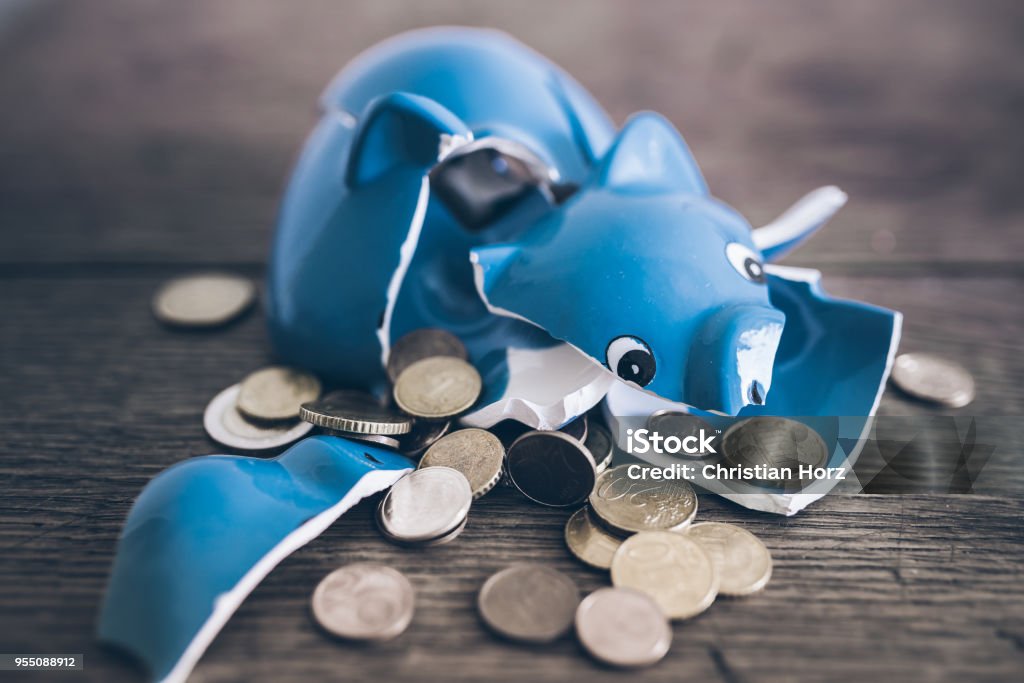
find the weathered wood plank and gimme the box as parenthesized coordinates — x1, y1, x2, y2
(0, 492, 1021, 683)
(1, 0, 1022, 265)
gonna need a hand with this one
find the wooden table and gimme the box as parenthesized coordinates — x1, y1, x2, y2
(1, 1, 1021, 681)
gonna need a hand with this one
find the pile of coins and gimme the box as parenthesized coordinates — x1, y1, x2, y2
(203, 366, 319, 451)
(162, 276, 978, 670)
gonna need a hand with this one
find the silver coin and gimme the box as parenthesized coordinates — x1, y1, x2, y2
(310, 563, 414, 641)
(575, 587, 671, 668)
(299, 390, 412, 435)
(720, 417, 828, 488)
(478, 564, 580, 643)
(322, 429, 401, 450)
(418, 429, 505, 499)
(398, 419, 451, 458)
(583, 423, 614, 473)
(203, 383, 312, 451)
(611, 531, 718, 620)
(505, 431, 596, 507)
(558, 413, 588, 442)
(685, 522, 773, 596)
(236, 366, 322, 422)
(564, 507, 622, 570)
(376, 466, 472, 543)
(890, 352, 975, 408)
(387, 328, 468, 383)
(589, 464, 697, 535)
(393, 356, 482, 419)
(646, 411, 716, 458)
(153, 273, 255, 328)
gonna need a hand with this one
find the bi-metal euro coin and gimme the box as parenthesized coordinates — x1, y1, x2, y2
(311, 563, 414, 641)
(203, 383, 312, 451)
(393, 356, 482, 420)
(418, 428, 505, 499)
(376, 466, 472, 545)
(610, 531, 718, 620)
(236, 366, 321, 422)
(720, 417, 828, 489)
(589, 464, 697, 535)
(153, 273, 255, 328)
(575, 587, 671, 668)
(685, 522, 772, 596)
(478, 564, 580, 643)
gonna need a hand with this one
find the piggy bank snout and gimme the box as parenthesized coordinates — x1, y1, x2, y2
(683, 305, 785, 415)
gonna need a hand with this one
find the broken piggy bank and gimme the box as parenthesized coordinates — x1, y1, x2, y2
(267, 26, 892, 427)
(99, 26, 903, 683)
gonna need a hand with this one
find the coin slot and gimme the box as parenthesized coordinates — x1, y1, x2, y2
(364, 452, 384, 465)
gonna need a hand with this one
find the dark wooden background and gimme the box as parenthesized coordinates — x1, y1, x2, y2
(1, 1, 1022, 681)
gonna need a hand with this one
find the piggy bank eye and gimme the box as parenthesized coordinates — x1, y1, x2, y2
(605, 336, 656, 387)
(726, 242, 766, 284)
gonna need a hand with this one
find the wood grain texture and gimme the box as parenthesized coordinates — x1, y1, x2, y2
(0, 1, 1022, 682)
(1, 0, 1023, 266)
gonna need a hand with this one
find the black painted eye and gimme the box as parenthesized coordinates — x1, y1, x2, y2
(726, 243, 766, 284)
(605, 336, 656, 387)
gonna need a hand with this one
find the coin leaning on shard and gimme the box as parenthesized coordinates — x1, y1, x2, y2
(311, 563, 414, 641)
(418, 428, 505, 498)
(393, 356, 482, 419)
(387, 328, 468, 383)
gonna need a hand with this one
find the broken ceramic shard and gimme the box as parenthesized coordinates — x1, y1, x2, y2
(97, 437, 413, 682)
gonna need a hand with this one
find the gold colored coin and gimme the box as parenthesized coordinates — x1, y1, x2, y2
(564, 507, 622, 570)
(685, 522, 772, 596)
(393, 356, 481, 419)
(237, 366, 322, 422)
(589, 464, 697, 535)
(418, 428, 505, 498)
(610, 531, 718, 620)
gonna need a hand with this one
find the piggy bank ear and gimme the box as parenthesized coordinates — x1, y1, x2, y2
(596, 113, 707, 195)
(346, 92, 470, 187)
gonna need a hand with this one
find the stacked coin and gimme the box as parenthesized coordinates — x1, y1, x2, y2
(203, 366, 320, 451)
(376, 466, 473, 546)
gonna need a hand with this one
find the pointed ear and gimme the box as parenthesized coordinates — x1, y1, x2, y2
(346, 92, 470, 187)
(596, 113, 707, 195)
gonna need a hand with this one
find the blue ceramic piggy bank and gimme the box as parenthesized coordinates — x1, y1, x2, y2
(99, 27, 902, 683)
(267, 27, 852, 421)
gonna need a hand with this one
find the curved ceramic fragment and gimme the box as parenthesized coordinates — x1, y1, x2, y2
(97, 437, 414, 683)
